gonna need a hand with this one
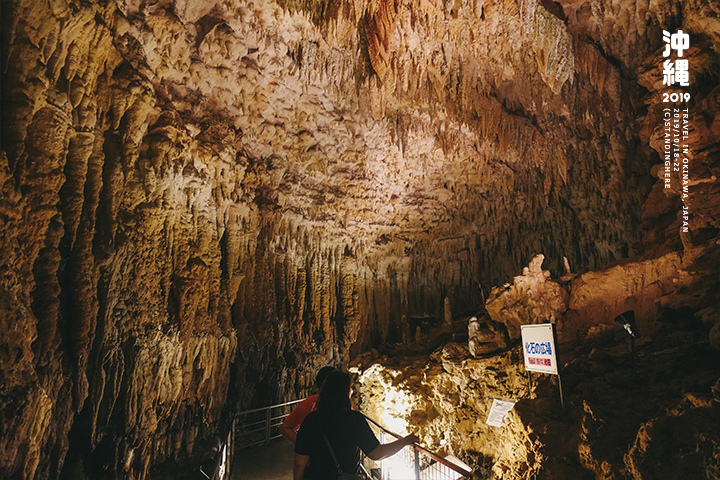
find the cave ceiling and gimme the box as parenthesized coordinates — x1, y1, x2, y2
(112, 0, 628, 266)
(8, 0, 711, 284)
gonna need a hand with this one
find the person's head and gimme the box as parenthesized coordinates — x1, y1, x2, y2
(315, 366, 336, 390)
(317, 370, 352, 410)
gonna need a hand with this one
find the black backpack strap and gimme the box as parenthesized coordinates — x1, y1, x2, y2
(323, 434, 345, 475)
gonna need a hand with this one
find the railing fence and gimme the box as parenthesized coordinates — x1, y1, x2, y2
(196, 428, 233, 480)
(230, 399, 475, 479)
(232, 399, 302, 450)
(363, 415, 473, 480)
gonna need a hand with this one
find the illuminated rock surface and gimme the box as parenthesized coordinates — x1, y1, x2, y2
(1, 0, 719, 478)
(356, 254, 720, 478)
(355, 324, 720, 479)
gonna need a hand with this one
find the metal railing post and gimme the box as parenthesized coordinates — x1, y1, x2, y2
(234, 399, 303, 450)
(361, 413, 474, 480)
(413, 445, 420, 480)
(265, 407, 271, 445)
(226, 417, 234, 480)
(234, 402, 474, 479)
(380, 432, 385, 480)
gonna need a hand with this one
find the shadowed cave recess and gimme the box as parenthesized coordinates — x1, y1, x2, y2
(1, 0, 720, 478)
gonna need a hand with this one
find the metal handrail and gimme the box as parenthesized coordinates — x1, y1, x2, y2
(232, 398, 475, 479)
(363, 414, 475, 479)
(233, 398, 304, 448)
(197, 431, 232, 480)
(236, 399, 304, 416)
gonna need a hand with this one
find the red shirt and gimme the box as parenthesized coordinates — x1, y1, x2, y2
(283, 394, 319, 430)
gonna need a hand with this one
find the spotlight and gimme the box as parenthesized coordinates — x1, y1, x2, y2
(614, 310, 640, 338)
(614, 310, 640, 357)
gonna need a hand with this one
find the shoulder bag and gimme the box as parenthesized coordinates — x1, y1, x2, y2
(323, 435, 368, 480)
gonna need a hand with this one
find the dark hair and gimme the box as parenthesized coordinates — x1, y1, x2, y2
(315, 366, 336, 389)
(317, 370, 352, 410)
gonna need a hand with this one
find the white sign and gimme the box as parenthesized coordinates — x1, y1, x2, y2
(485, 398, 516, 427)
(521, 323, 558, 374)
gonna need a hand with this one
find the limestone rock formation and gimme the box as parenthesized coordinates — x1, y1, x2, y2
(354, 235, 720, 479)
(563, 252, 688, 342)
(468, 316, 508, 357)
(485, 254, 569, 340)
(356, 347, 543, 479)
(355, 305, 720, 479)
(1, 0, 719, 478)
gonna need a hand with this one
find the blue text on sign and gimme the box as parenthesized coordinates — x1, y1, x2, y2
(524, 341, 553, 356)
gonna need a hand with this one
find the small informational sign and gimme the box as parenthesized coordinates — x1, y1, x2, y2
(485, 398, 516, 427)
(521, 323, 558, 374)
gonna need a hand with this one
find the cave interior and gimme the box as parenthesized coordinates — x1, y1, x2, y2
(1, 0, 720, 479)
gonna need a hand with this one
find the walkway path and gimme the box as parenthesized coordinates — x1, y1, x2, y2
(232, 438, 295, 480)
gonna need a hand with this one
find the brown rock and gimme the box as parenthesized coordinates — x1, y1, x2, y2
(486, 254, 569, 340)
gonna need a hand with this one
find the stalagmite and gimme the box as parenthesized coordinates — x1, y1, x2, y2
(401, 314, 411, 344)
(444, 296, 453, 325)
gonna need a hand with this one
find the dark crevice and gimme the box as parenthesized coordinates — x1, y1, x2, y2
(580, 34, 636, 81)
(539, 0, 568, 23)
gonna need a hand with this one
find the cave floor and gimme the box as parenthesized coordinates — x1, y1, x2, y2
(232, 438, 295, 479)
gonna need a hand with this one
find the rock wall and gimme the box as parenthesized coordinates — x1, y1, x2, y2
(1, 0, 719, 479)
(356, 254, 720, 479)
(354, 246, 720, 479)
(355, 347, 541, 479)
(355, 331, 720, 479)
